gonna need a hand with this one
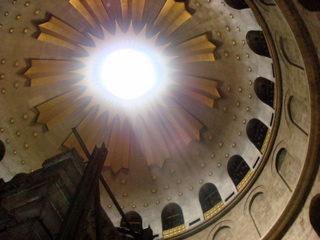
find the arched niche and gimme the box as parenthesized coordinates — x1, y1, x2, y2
(310, 194, 320, 237)
(246, 119, 269, 152)
(298, 0, 320, 11)
(249, 192, 274, 237)
(212, 226, 233, 239)
(276, 148, 301, 191)
(162, 203, 185, 238)
(199, 183, 223, 219)
(246, 31, 270, 58)
(0, 140, 5, 161)
(288, 96, 310, 135)
(120, 211, 143, 234)
(225, 0, 249, 9)
(254, 77, 274, 108)
(227, 155, 252, 191)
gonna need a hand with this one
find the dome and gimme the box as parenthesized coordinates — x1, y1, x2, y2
(0, 0, 319, 239)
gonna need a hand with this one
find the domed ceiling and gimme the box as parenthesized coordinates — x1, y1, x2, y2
(0, 0, 276, 238)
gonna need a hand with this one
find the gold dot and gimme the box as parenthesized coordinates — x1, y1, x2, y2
(221, 2, 225, 6)
(14, 61, 19, 67)
(21, 160, 25, 164)
(232, 40, 236, 45)
(16, 131, 21, 136)
(1, 59, 5, 65)
(5, 12, 9, 17)
(120, 205, 124, 209)
(230, 14, 234, 18)
(23, 28, 29, 34)
(23, 114, 28, 119)
(248, 67, 252, 72)
(34, 9, 40, 15)
(132, 205, 136, 208)
(12, 0, 17, 3)
(13, 82, 19, 89)
(224, 52, 229, 57)
(249, 80, 253, 85)
(238, 131, 242, 136)
(121, 179, 126, 184)
(238, 87, 242, 92)
(170, 169, 175, 174)
(1, 88, 6, 94)
(0, 24, 2, 29)
(177, 180, 181, 184)
(201, 163, 205, 168)
(232, 143, 236, 147)
(107, 205, 112, 208)
(210, 153, 215, 158)
(178, 192, 183, 196)
(219, 142, 223, 147)
(246, 107, 250, 111)
(199, 179, 203, 184)
(0, 74, 5, 79)
(24, 143, 29, 148)
(151, 189, 157, 193)
(25, 1, 30, 7)
(195, 2, 201, 6)
(223, 106, 227, 111)
(9, 28, 14, 33)
(243, 119, 247, 124)
(152, 175, 156, 180)
(217, 31, 221, 37)
(0, 128, 4, 132)
(237, 27, 240, 31)
(164, 185, 169, 189)
(209, 172, 213, 176)
(208, 135, 213, 140)
(123, 193, 128, 197)
(248, 94, 252, 98)
(33, 132, 38, 137)
(10, 118, 14, 123)
(226, 26, 230, 31)
(236, 101, 240, 107)
(30, 169, 34, 173)
(16, 14, 21, 20)
(156, 201, 160, 204)
(225, 154, 229, 158)
(13, 150, 17, 155)
(227, 86, 231, 91)
(6, 139, 10, 143)
(233, 115, 236, 120)
(242, 40, 246, 44)
(246, 53, 250, 58)
(217, 163, 221, 167)
(143, 203, 148, 207)
(189, 186, 193, 190)
(167, 197, 171, 201)
(236, 55, 241, 60)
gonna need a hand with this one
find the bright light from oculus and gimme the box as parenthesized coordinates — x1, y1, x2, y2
(101, 49, 157, 99)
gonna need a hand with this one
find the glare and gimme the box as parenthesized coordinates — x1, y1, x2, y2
(101, 49, 157, 99)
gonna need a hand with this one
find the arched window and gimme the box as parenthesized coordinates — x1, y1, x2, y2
(120, 211, 143, 234)
(310, 194, 320, 237)
(0, 140, 5, 161)
(246, 119, 269, 152)
(162, 203, 185, 238)
(298, 0, 320, 11)
(225, 0, 249, 9)
(227, 155, 251, 191)
(199, 183, 223, 219)
(254, 77, 274, 108)
(246, 31, 270, 58)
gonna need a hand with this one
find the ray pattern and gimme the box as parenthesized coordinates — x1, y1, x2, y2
(25, 0, 220, 173)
